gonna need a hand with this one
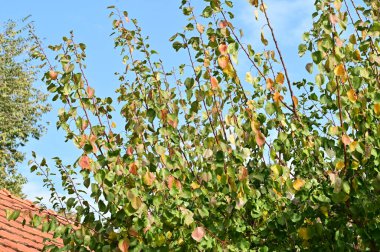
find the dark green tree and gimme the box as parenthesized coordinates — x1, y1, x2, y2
(0, 21, 50, 197)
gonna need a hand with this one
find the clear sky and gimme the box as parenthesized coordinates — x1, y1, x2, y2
(0, 0, 314, 202)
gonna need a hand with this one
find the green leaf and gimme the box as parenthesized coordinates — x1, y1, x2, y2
(312, 51, 323, 64)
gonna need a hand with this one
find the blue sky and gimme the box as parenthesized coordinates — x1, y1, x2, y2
(0, 0, 314, 202)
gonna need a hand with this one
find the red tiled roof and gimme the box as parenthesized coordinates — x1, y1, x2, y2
(0, 189, 64, 251)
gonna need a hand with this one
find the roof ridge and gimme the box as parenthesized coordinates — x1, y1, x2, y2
(0, 189, 64, 251)
(0, 189, 72, 225)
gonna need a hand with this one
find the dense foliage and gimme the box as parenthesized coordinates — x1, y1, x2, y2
(12, 0, 379, 250)
(0, 21, 50, 197)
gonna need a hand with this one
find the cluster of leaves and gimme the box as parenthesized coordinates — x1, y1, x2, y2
(0, 20, 50, 197)
(19, 0, 380, 250)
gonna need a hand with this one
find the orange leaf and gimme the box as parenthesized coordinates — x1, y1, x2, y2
(129, 162, 138, 175)
(210, 77, 219, 90)
(218, 55, 229, 69)
(238, 166, 248, 181)
(86, 86, 94, 98)
(334, 64, 345, 76)
(293, 178, 305, 191)
(127, 146, 133, 156)
(196, 23, 204, 34)
(255, 131, 266, 148)
(79, 155, 91, 170)
(276, 72, 285, 85)
(219, 20, 228, 28)
(347, 89, 357, 103)
(329, 14, 339, 24)
(81, 120, 88, 131)
(168, 118, 178, 128)
(292, 96, 298, 108)
(89, 134, 98, 153)
(218, 44, 228, 55)
(160, 109, 168, 121)
(266, 78, 274, 89)
(168, 175, 175, 189)
(49, 70, 58, 80)
(342, 134, 352, 145)
(374, 103, 380, 115)
(118, 239, 129, 252)
(273, 92, 283, 103)
(191, 227, 205, 242)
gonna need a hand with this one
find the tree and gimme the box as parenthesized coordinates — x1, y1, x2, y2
(0, 21, 50, 197)
(23, 0, 379, 250)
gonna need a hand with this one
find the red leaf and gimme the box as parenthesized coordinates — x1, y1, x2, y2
(127, 146, 133, 156)
(129, 162, 138, 175)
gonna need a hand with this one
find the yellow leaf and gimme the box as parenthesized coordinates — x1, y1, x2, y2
(374, 103, 380, 115)
(191, 181, 200, 190)
(320, 206, 329, 218)
(111, 121, 117, 128)
(298, 227, 311, 240)
(276, 72, 285, 84)
(334, 64, 346, 76)
(293, 178, 305, 191)
(334, 0, 342, 11)
(353, 49, 361, 60)
(222, 64, 236, 78)
(273, 92, 284, 103)
(336, 161, 345, 170)
(143, 172, 155, 186)
(131, 196, 142, 210)
(203, 58, 210, 67)
(250, 120, 260, 134)
(329, 126, 340, 136)
(347, 89, 357, 103)
(349, 141, 358, 152)
(292, 96, 298, 108)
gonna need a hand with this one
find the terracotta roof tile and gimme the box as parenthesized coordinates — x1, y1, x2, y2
(0, 189, 64, 251)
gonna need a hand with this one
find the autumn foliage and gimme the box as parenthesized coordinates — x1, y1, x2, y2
(18, 0, 380, 251)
